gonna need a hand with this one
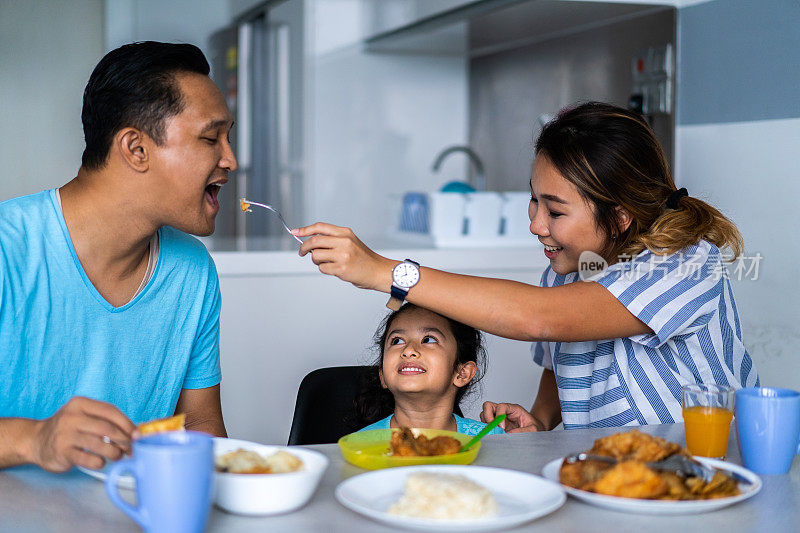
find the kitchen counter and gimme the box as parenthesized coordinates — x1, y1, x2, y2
(206, 234, 547, 276)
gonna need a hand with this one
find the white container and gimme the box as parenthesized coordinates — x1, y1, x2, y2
(429, 192, 467, 243)
(499, 192, 535, 244)
(425, 191, 539, 248)
(463, 192, 503, 239)
(213, 438, 329, 516)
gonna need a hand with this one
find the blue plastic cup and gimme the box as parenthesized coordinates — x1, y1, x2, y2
(735, 387, 800, 475)
(399, 192, 429, 233)
(105, 431, 214, 533)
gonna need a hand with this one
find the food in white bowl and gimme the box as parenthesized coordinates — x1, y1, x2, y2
(213, 438, 329, 515)
(215, 448, 303, 474)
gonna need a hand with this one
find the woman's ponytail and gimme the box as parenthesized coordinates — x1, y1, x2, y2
(630, 195, 744, 259)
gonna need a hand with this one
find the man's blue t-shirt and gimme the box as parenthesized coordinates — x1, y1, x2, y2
(0, 190, 221, 424)
(358, 414, 505, 437)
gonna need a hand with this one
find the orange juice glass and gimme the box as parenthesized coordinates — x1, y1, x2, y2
(682, 384, 735, 458)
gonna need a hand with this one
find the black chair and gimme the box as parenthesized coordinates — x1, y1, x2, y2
(287, 365, 464, 446)
(287, 366, 374, 445)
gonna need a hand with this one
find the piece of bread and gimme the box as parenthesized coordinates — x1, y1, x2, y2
(137, 413, 186, 436)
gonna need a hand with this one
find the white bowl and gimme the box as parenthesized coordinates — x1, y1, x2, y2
(213, 437, 329, 516)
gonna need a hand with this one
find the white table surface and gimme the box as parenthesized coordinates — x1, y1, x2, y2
(1, 424, 798, 533)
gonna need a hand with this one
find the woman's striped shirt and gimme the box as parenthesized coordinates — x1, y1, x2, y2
(532, 240, 759, 429)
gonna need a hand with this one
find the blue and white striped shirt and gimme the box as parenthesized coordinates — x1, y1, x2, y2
(532, 240, 759, 429)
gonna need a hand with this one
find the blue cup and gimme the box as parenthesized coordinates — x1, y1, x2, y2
(105, 431, 214, 533)
(399, 192, 429, 233)
(735, 387, 800, 475)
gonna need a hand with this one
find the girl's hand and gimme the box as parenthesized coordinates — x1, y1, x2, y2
(294, 222, 394, 291)
(481, 401, 545, 433)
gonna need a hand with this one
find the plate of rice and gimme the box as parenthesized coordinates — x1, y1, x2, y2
(335, 465, 565, 531)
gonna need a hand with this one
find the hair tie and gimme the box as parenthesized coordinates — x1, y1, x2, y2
(666, 187, 688, 209)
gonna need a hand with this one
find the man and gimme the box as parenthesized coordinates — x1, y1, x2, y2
(0, 42, 234, 472)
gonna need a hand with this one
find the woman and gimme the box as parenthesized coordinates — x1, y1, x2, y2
(293, 102, 759, 431)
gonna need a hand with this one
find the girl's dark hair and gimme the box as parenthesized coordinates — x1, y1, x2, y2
(350, 304, 486, 430)
(536, 101, 743, 260)
(81, 41, 211, 170)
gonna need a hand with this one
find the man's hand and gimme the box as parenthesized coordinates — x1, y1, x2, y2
(30, 397, 135, 472)
(481, 401, 545, 433)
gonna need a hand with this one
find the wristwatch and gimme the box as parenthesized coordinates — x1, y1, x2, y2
(386, 259, 420, 310)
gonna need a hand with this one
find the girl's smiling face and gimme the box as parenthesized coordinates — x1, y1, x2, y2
(379, 307, 475, 399)
(529, 155, 610, 275)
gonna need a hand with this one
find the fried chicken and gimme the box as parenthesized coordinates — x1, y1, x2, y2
(588, 430, 683, 462)
(593, 461, 669, 499)
(559, 430, 741, 501)
(390, 427, 461, 457)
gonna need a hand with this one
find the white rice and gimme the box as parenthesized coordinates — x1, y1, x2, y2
(388, 472, 498, 520)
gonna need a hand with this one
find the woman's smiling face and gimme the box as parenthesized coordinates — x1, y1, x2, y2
(379, 307, 463, 398)
(529, 155, 609, 275)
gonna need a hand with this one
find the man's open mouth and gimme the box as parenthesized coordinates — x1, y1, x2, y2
(205, 184, 221, 208)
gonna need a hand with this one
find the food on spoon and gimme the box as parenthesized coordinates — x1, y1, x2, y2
(215, 449, 303, 474)
(559, 430, 741, 500)
(136, 413, 185, 436)
(240, 198, 251, 212)
(388, 472, 497, 519)
(390, 427, 461, 457)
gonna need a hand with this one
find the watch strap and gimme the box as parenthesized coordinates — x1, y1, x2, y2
(387, 286, 408, 311)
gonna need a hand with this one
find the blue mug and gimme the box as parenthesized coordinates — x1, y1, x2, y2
(105, 431, 214, 533)
(735, 387, 800, 475)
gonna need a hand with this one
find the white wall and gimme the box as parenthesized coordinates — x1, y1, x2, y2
(304, 0, 469, 234)
(0, 0, 103, 201)
(104, 0, 230, 56)
(675, 117, 800, 389)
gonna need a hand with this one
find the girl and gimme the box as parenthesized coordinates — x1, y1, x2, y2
(354, 303, 504, 436)
(295, 102, 759, 431)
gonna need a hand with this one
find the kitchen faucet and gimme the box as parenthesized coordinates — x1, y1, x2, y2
(431, 145, 486, 191)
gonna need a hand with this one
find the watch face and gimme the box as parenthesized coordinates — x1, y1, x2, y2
(393, 262, 420, 289)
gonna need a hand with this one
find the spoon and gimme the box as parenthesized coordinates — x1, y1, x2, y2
(460, 414, 506, 452)
(563, 452, 752, 485)
(240, 198, 303, 244)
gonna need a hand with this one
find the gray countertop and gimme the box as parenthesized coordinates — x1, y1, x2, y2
(1, 424, 798, 532)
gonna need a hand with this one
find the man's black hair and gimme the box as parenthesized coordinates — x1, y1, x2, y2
(80, 41, 210, 170)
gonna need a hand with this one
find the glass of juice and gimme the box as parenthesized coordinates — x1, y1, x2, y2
(682, 384, 735, 459)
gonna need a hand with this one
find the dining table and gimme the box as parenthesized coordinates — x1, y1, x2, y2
(1, 423, 798, 532)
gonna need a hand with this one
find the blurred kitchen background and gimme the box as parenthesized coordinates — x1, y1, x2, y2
(2, 0, 798, 443)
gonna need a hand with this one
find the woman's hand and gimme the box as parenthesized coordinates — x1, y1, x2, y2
(294, 223, 394, 291)
(481, 401, 545, 433)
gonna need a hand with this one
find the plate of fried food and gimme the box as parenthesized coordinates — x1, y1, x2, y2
(541, 430, 761, 514)
(338, 427, 479, 470)
(336, 465, 565, 531)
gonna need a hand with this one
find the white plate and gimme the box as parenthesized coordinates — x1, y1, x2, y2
(542, 456, 761, 515)
(78, 462, 136, 491)
(335, 464, 566, 532)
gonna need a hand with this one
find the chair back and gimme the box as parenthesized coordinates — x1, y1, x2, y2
(287, 366, 372, 445)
